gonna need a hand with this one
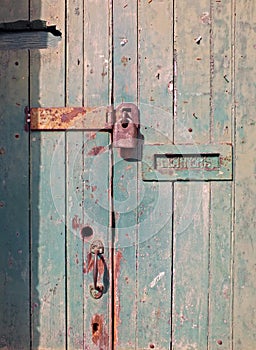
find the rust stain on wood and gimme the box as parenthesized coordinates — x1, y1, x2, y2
(72, 215, 82, 231)
(91, 314, 109, 348)
(87, 146, 106, 156)
(114, 250, 123, 346)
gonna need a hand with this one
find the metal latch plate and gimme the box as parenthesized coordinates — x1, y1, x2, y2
(142, 144, 232, 181)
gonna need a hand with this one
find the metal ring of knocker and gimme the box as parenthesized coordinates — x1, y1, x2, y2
(89, 240, 104, 299)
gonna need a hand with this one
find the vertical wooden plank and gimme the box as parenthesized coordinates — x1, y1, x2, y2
(173, 0, 211, 348)
(138, 0, 173, 144)
(30, 0, 65, 107)
(173, 183, 210, 349)
(174, 0, 210, 145)
(30, 0, 66, 348)
(84, 0, 110, 106)
(0, 0, 28, 21)
(65, 4, 112, 349)
(208, 1, 233, 349)
(113, 0, 137, 104)
(211, 0, 232, 143)
(66, 132, 84, 349)
(209, 182, 233, 349)
(113, 1, 138, 348)
(67, 131, 111, 350)
(83, 2, 112, 349)
(137, 1, 174, 349)
(66, 0, 84, 106)
(66, 1, 84, 348)
(31, 133, 66, 349)
(0, 2, 30, 349)
(137, 184, 173, 350)
(82, 132, 111, 350)
(0, 57, 29, 349)
(234, 1, 256, 349)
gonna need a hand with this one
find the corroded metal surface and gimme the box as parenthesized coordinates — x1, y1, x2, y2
(142, 144, 233, 181)
(29, 106, 113, 130)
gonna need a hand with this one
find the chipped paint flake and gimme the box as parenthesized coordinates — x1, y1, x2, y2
(150, 271, 165, 288)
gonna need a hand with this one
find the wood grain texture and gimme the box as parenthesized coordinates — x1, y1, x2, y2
(83, 2, 112, 348)
(0, 0, 28, 22)
(1, 1, 256, 350)
(208, 182, 233, 349)
(174, 0, 211, 145)
(31, 132, 66, 349)
(208, 1, 233, 349)
(66, 131, 111, 350)
(84, 0, 110, 106)
(66, 131, 84, 349)
(137, 1, 173, 349)
(172, 183, 210, 349)
(137, 182, 173, 350)
(233, 1, 256, 349)
(0, 3, 30, 350)
(30, 1, 66, 348)
(113, 1, 138, 348)
(65, 1, 85, 348)
(66, 0, 84, 106)
(66, 1, 112, 349)
(82, 132, 111, 350)
(0, 51, 30, 350)
(211, 0, 232, 143)
(173, 1, 211, 349)
(30, 0, 65, 107)
(138, 0, 173, 144)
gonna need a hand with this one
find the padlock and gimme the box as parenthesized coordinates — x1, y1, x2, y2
(113, 103, 139, 148)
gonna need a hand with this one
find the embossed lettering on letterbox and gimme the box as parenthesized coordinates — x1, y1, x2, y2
(155, 154, 220, 171)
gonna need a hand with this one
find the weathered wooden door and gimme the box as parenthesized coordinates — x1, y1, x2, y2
(1, 1, 256, 350)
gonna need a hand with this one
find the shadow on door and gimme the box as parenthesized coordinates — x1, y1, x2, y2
(0, 0, 54, 348)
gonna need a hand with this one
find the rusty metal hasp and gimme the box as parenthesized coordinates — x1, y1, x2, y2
(26, 103, 140, 149)
(25, 105, 114, 131)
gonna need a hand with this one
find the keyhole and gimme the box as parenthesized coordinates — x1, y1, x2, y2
(121, 110, 130, 128)
(121, 121, 129, 128)
(92, 322, 99, 334)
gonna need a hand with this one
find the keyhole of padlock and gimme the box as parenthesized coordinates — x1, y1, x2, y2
(121, 110, 131, 128)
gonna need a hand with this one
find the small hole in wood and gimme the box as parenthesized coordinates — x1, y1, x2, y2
(15, 133, 20, 139)
(81, 226, 93, 239)
(15, 61, 19, 66)
(149, 344, 155, 349)
(188, 128, 193, 132)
